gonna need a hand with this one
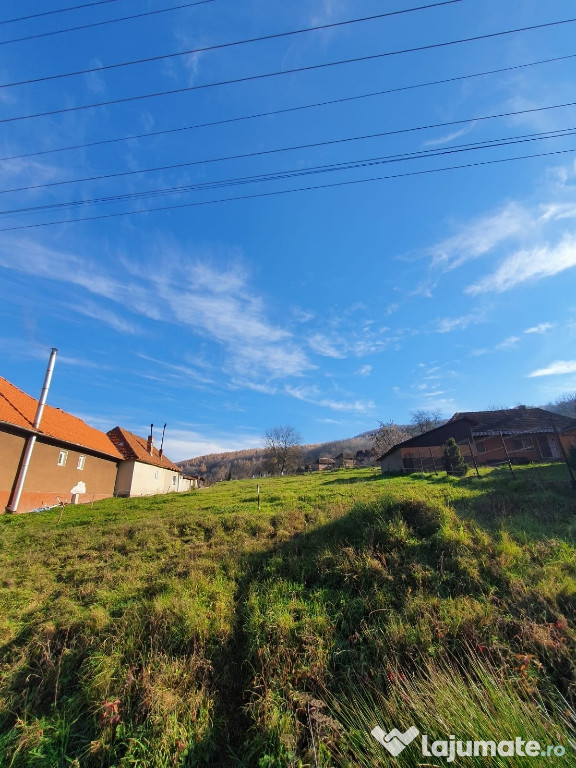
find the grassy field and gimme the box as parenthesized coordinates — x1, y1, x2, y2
(0, 464, 575, 766)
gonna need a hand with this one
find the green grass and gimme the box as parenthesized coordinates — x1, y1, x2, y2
(0, 464, 575, 766)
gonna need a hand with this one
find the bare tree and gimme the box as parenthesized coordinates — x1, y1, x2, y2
(547, 393, 576, 419)
(263, 425, 302, 475)
(410, 409, 443, 435)
(372, 420, 410, 457)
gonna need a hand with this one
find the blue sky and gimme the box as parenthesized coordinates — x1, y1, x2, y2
(1, 0, 576, 460)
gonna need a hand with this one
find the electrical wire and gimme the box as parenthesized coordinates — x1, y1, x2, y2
(1, 16, 575, 124)
(0, 1, 215, 46)
(0, 1, 463, 89)
(0, 0, 123, 25)
(1, 0, 447, 47)
(4, 100, 576, 196)
(1, 126, 575, 218)
(2, 145, 576, 232)
(2, 81, 575, 164)
(0, 0, 214, 45)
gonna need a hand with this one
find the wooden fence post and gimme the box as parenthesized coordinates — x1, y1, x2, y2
(499, 432, 516, 479)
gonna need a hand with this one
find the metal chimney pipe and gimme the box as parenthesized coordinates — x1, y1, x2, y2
(33, 347, 58, 428)
(7, 347, 58, 513)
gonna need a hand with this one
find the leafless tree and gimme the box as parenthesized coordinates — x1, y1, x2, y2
(410, 409, 443, 435)
(372, 420, 410, 457)
(263, 425, 303, 475)
(547, 392, 576, 419)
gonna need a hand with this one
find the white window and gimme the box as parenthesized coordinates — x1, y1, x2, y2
(77, 455, 86, 470)
(172, 475, 177, 485)
(154, 470, 159, 480)
(57, 450, 68, 466)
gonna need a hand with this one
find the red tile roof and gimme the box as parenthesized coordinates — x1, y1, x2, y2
(0, 376, 122, 459)
(107, 426, 182, 472)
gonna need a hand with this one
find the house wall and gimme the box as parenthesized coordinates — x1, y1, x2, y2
(473, 434, 562, 464)
(0, 430, 25, 510)
(334, 458, 355, 468)
(401, 444, 466, 472)
(379, 450, 405, 473)
(114, 461, 136, 497)
(115, 460, 182, 497)
(559, 431, 576, 458)
(178, 476, 197, 491)
(375, 429, 574, 477)
(1, 430, 118, 512)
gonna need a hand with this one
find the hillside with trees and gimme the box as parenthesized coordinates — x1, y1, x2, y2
(178, 435, 375, 482)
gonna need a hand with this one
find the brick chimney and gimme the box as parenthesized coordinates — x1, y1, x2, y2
(147, 424, 154, 454)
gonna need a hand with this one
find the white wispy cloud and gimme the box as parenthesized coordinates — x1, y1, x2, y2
(309, 0, 345, 27)
(0, 239, 315, 384)
(136, 354, 214, 385)
(430, 202, 531, 270)
(528, 360, 576, 377)
(424, 160, 576, 300)
(0, 238, 127, 302)
(466, 235, 576, 295)
(308, 327, 394, 358)
(433, 309, 486, 333)
(162, 428, 261, 461)
(292, 307, 315, 323)
(308, 333, 345, 358)
(284, 384, 375, 413)
(495, 336, 520, 350)
(84, 58, 107, 95)
(524, 322, 554, 334)
(70, 301, 141, 334)
(423, 122, 477, 148)
(146, 260, 315, 381)
(2, 157, 63, 186)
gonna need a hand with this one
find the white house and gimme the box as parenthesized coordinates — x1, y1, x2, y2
(107, 426, 191, 497)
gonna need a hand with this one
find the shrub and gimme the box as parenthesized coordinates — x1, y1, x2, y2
(443, 438, 468, 477)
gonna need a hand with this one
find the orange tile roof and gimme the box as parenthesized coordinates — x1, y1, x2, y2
(107, 426, 182, 472)
(0, 376, 122, 459)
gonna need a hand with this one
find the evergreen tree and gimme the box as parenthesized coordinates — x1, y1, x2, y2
(443, 438, 468, 476)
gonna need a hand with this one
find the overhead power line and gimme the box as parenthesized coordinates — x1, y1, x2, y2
(0, 1, 215, 45)
(0, 0, 122, 25)
(2, 77, 575, 163)
(2, 21, 575, 124)
(4, 99, 576, 196)
(2, 126, 575, 218)
(0, 1, 463, 89)
(2, 145, 576, 233)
